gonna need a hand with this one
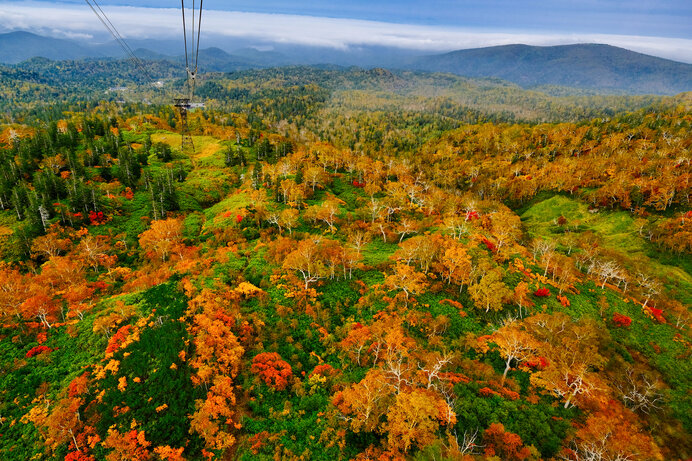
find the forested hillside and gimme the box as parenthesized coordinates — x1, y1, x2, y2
(1, 60, 674, 125)
(0, 67, 690, 461)
(3, 33, 692, 95)
(408, 44, 692, 95)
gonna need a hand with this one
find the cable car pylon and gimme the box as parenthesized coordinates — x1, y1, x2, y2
(84, 0, 203, 153)
(174, 97, 193, 151)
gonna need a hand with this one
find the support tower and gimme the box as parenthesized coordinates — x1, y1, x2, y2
(174, 97, 194, 152)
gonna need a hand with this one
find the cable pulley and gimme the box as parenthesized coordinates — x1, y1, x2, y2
(176, 0, 204, 152)
(181, 0, 203, 101)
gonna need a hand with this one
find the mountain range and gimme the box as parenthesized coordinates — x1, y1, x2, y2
(1, 31, 691, 95)
(407, 44, 692, 95)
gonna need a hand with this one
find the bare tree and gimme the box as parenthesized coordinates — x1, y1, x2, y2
(397, 218, 418, 243)
(418, 352, 453, 390)
(560, 436, 633, 461)
(531, 239, 556, 276)
(348, 231, 370, 257)
(266, 211, 282, 234)
(595, 260, 621, 289)
(444, 428, 482, 456)
(636, 272, 660, 308)
(617, 368, 663, 414)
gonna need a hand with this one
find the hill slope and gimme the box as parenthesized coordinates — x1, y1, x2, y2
(0, 101, 690, 460)
(408, 43, 692, 94)
(0, 31, 101, 63)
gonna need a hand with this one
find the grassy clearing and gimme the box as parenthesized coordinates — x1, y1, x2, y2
(361, 238, 398, 267)
(151, 131, 227, 167)
(521, 195, 692, 304)
(203, 192, 252, 229)
(522, 195, 641, 251)
(149, 131, 241, 208)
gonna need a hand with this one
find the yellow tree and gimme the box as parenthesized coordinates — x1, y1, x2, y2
(0, 264, 28, 320)
(138, 218, 184, 262)
(188, 307, 244, 384)
(189, 375, 240, 451)
(31, 227, 73, 259)
(489, 207, 522, 252)
(305, 166, 325, 191)
(414, 234, 443, 274)
(44, 395, 84, 452)
(283, 238, 328, 289)
(439, 241, 472, 290)
(384, 263, 428, 304)
(489, 320, 538, 385)
(526, 313, 607, 409)
(339, 323, 373, 366)
(332, 368, 389, 434)
(469, 269, 510, 312)
(76, 234, 112, 272)
(278, 208, 299, 235)
(513, 281, 534, 318)
(567, 402, 663, 460)
(305, 200, 340, 232)
(396, 218, 419, 243)
(385, 388, 454, 452)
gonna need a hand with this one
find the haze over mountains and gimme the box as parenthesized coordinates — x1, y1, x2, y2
(1, 31, 691, 95)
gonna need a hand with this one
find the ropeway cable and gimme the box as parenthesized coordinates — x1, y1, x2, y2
(86, 0, 152, 81)
(91, 0, 141, 65)
(181, 0, 203, 100)
(181, 0, 189, 72)
(84, 0, 154, 83)
(195, 0, 203, 72)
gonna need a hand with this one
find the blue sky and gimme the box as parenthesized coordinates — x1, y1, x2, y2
(1, 0, 691, 61)
(20, 0, 691, 37)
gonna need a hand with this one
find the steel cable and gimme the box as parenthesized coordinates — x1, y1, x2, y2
(84, 0, 153, 82)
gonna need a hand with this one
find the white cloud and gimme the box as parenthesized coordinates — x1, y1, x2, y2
(49, 29, 94, 40)
(1, 1, 692, 62)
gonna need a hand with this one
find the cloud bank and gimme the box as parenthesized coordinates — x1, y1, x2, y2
(1, 1, 692, 63)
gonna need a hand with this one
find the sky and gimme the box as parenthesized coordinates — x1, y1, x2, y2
(1, 0, 691, 62)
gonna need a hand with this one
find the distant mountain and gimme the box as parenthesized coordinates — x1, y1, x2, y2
(0, 31, 282, 72)
(101, 38, 182, 57)
(406, 44, 692, 95)
(231, 48, 291, 67)
(0, 31, 101, 63)
(131, 47, 281, 72)
(194, 47, 259, 72)
(3, 32, 691, 95)
(130, 48, 172, 61)
(0, 32, 185, 63)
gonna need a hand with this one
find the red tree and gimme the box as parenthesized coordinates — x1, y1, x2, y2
(534, 287, 550, 297)
(251, 353, 293, 390)
(26, 345, 52, 358)
(612, 313, 632, 327)
(483, 423, 532, 461)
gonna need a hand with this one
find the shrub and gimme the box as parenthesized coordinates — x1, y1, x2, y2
(612, 312, 632, 327)
(534, 287, 550, 297)
(26, 345, 52, 358)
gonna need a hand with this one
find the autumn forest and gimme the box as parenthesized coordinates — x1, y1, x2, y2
(0, 60, 690, 461)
